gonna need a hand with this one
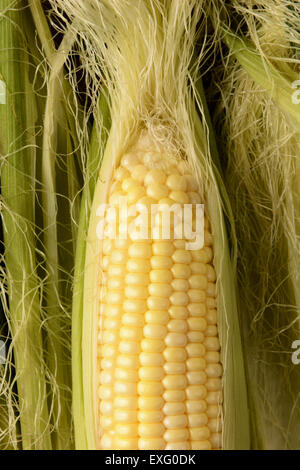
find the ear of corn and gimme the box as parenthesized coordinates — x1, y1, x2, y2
(54, 0, 252, 450)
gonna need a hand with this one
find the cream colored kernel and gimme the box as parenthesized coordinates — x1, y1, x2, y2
(187, 303, 206, 317)
(188, 289, 206, 303)
(163, 390, 186, 402)
(207, 282, 217, 297)
(205, 351, 220, 363)
(170, 291, 189, 306)
(122, 313, 144, 327)
(138, 410, 164, 423)
(114, 409, 138, 422)
(125, 272, 149, 286)
(150, 255, 173, 270)
(138, 423, 164, 438)
(187, 371, 207, 385)
(191, 440, 211, 450)
(116, 354, 140, 369)
(208, 418, 222, 433)
(152, 241, 174, 256)
(163, 402, 185, 416)
(187, 412, 208, 428)
(162, 375, 187, 390)
(114, 396, 137, 410)
(147, 296, 170, 310)
(139, 352, 164, 367)
(171, 279, 189, 291)
(187, 331, 205, 343)
(167, 319, 187, 333)
(206, 377, 222, 392)
(125, 285, 148, 299)
(163, 347, 187, 362)
(107, 277, 124, 290)
(163, 362, 186, 375)
(165, 332, 187, 347)
(185, 400, 207, 414)
(211, 432, 222, 449)
(128, 242, 151, 259)
(119, 340, 140, 355)
(121, 153, 140, 169)
(169, 190, 189, 204)
(137, 381, 164, 397)
(163, 414, 188, 429)
(186, 357, 206, 371)
(188, 191, 202, 204)
(168, 306, 188, 319)
(107, 264, 126, 278)
(148, 283, 172, 297)
(123, 299, 147, 313)
(206, 390, 223, 405)
(146, 183, 169, 200)
(138, 396, 164, 410)
(204, 336, 220, 351)
(113, 436, 138, 450)
(206, 308, 217, 324)
(145, 310, 169, 325)
(131, 164, 148, 182)
(138, 438, 165, 450)
(205, 325, 218, 337)
(144, 324, 167, 340)
(139, 366, 164, 381)
(189, 426, 210, 441)
(141, 339, 165, 353)
(150, 269, 173, 283)
(164, 428, 189, 443)
(207, 404, 221, 419)
(171, 263, 191, 279)
(186, 343, 206, 357)
(114, 367, 139, 382)
(144, 168, 166, 185)
(127, 258, 151, 273)
(166, 174, 187, 191)
(187, 317, 207, 331)
(165, 442, 190, 450)
(120, 326, 143, 341)
(189, 274, 207, 289)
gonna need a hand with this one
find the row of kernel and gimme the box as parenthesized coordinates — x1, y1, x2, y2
(163, 239, 189, 450)
(98, 236, 128, 449)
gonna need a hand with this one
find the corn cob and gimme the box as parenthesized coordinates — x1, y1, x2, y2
(96, 134, 222, 450)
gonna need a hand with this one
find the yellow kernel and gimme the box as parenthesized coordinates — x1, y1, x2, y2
(172, 249, 191, 264)
(164, 428, 189, 442)
(167, 319, 187, 333)
(187, 357, 206, 371)
(205, 325, 218, 336)
(113, 437, 138, 450)
(114, 166, 130, 181)
(141, 339, 165, 353)
(146, 184, 169, 200)
(169, 191, 189, 204)
(187, 331, 204, 343)
(171, 264, 191, 279)
(107, 277, 124, 290)
(164, 415, 188, 430)
(211, 432, 222, 449)
(150, 269, 172, 283)
(187, 371, 207, 385)
(101, 358, 114, 370)
(207, 265, 216, 282)
(189, 426, 210, 441)
(207, 282, 216, 297)
(186, 343, 206, 357)
(131, 164, 148, 182)
(100, 371, 113, 385)
(144, 169, 166, 185)
(191, 440, 211, 450)
(119, 341, 140, 355)
(165, 442, 189, 450)
(115, 423, 138, 437)
(188, 191, 202, 204)
(206, 377, 222, 391)
(145, 310, 169, 324)
(165, 332, 187, 347)
(116, 354, 139, 369)
(204, 230, 213, 246)
(163, 402, 185, 415)
(206, 308, 217, 324)
(120, 326, 142, 342)
(189, 274, 207, 290)
(106, 290, 124, 305)
(139, 366, 164, 381)
(121, 153, 140, 169)
(127, 259, 151, 273)
(138, 423, 164, 438)
(101, 344, 117, 359)
(139, 352, 164, 367)
(204, 337, 220, 351)
(138, 438, 165, 450)
(114, 381, 137, 396)
(123, 299, 147, 313)
(101, 433, 114, 449)
(188, 289, 206, 303)
(152, 241, 174, 256)
(163, 390, 186, 402)
(166, 175, 187, 191)
(171, 279, 189, 291)
(162, 375, 187, 390)
(185, 400, 207, 414)
(148, 283, 172, 297)
(147, 296, 170, 310)
(170, 292, 189, 306)
(99, 415, 113, 430)
(114, 396, 137, 409)
(205, 351, 220, 363)
(206, 391, 223, 405)
(128, 242, 151, 259)
(185, 175, 198, 191)
(114, 409, 138, 422)
(114, 238, 130, 249)
(108, 190, 126, 205)
(138, 381, 164, 396)
(150, 255, 172, 270)
(138, 396, 164, 410)
(186, 385, 207, 400)
(122, 177, 138, 192)
(190, 262, 206, 274)
(188, 413, 208, 428)
(101, 330, 118, 345)
(187, 317, 207, 331)
(125, 272, 149, 286)
(122, 313, 144, 327)
(107, 266, 125, 280)
(144, 323, 168, 339)
(208, 418, 222, 433)
(127, 186, 146, 204)
(207, 405, 221, 419)
(163, 362, 186, 375)
(125, 285, 148, 299)
(138, 410, 164, 423)
(163, 347, 187, 362)
(168, 306, 188, 319)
